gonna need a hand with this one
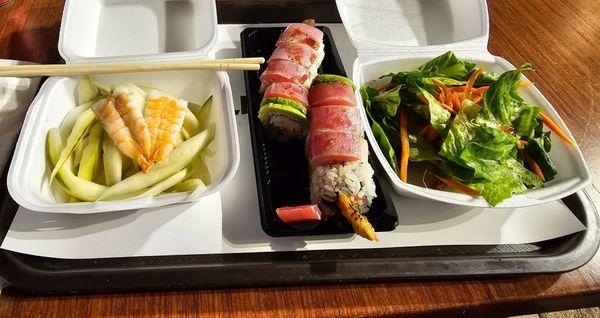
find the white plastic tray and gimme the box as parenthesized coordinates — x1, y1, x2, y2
(7, 70, 239, 213)
(58, 0, 218, 63)
(336, 0, 591, 208)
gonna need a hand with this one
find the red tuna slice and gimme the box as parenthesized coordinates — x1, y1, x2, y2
(276, 23, 324, 50)
(269, 42, 317, 68)
(310, 105, 362, 134)
(276, 205, 322, 223)
(309, 81, 356, 108)
(308, 131, 361, 166)
(263, 82, 310, 109)
(260, 59, 309, 87)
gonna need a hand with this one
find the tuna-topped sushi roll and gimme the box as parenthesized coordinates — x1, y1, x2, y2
(307, 75, 378, 241)
(258, 20, 324, 140)
(258, 82, 310, 140)
(259, 20, 324, 91)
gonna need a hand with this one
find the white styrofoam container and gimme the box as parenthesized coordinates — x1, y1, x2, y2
(336, 0, 591, 208)
(7, 70, 239, 213)
(58, 0, 218, 63)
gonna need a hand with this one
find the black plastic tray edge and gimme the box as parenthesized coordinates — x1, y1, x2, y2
(240, 26, 398, 237)
(0, 188, 597, 294)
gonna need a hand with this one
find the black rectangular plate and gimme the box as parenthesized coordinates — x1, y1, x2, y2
(240, 26, 398, 237)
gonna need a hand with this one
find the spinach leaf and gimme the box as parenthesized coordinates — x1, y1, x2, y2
(525, 137, 557, 181)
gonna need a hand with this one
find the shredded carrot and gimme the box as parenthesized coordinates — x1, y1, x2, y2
(378, 82, 393, 91)
(519, 81, 533, 87)
(440, 103, 456, 114)
(452, 91, 461, 112)
(465, 67, 484, 100)
(523, 152, 545, 181)
(419, 124, 430, 136)
(459, 93, 466, 103)
(473, 86, 490, 94)
(472, 95, 483, 104)
(417, 94, 428, 105)
(433, 181, 446, 191)
(399, 107, 410, 183)
(438, 177, 480, 196)
(539, 113, 574, 146)
(432, 79, 452, 105)
(448, 86, 466, 92)
(433, 92, 441, 101)
(424, 124, 438, 142)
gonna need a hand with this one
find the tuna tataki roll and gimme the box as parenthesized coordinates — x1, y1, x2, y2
(262, 82, 309, 110)
(310, 105, 362, 134)
(276, 23, 324, 50)
(307, 131, 362, 167)
(269, 42, 317, 69)
(309, 80, 356, 108)
(259, 59, 310, 89)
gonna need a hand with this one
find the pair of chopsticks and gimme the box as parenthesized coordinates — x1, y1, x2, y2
(0, 57, 265, 77)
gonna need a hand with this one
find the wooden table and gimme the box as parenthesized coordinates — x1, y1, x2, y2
(0, 0, 598, 317)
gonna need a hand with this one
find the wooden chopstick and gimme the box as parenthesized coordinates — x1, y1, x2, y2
(0, 57, 265, 77)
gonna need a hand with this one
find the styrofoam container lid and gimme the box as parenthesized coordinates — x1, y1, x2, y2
(336, 0, 591, 208)
(7, 70, 239, 213)
(336, 0, 488, 54)
(58, 0, 218, 63)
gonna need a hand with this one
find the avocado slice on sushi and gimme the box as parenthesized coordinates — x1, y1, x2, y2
(312, 74, 355, 90)
(260, 97, 308, 115)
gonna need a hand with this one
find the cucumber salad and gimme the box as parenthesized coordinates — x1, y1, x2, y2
(46, 76, 214, 202)
(361, 52, 574, 205)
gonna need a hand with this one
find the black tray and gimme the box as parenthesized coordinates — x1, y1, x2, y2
(0, 24, 598, 294)
(240, 26, 398, 237)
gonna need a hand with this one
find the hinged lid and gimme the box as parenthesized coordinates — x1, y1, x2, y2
(58, 0, 218, 63)
(336, 0, 489, 55)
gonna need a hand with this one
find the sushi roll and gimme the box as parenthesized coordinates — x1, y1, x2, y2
(258, 82, 310, 140)
(259, 20, 325, 91)
(308, 75, 356, 108)
(307, 75, 377, 237)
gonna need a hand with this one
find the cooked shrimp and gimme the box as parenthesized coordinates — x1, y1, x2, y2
(112, 84, 153, 158)
(144, 89, 187, 162)
(92, 97, 151, 172)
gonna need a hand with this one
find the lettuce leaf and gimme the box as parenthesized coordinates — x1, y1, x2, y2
(418, 51, 476, 78)
(514, 105, 543, 139)
(419, 88, 452, 134)
(439, 114, 542, 205)
(481, 64, 532, 126)
(409, 134, 440, 161)
(371, 87, 401, 117)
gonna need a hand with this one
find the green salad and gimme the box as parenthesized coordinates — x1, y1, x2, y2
(361, 51, 574, 205)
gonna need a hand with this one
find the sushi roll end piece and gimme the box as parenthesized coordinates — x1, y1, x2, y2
(258, 102, 308, 141)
